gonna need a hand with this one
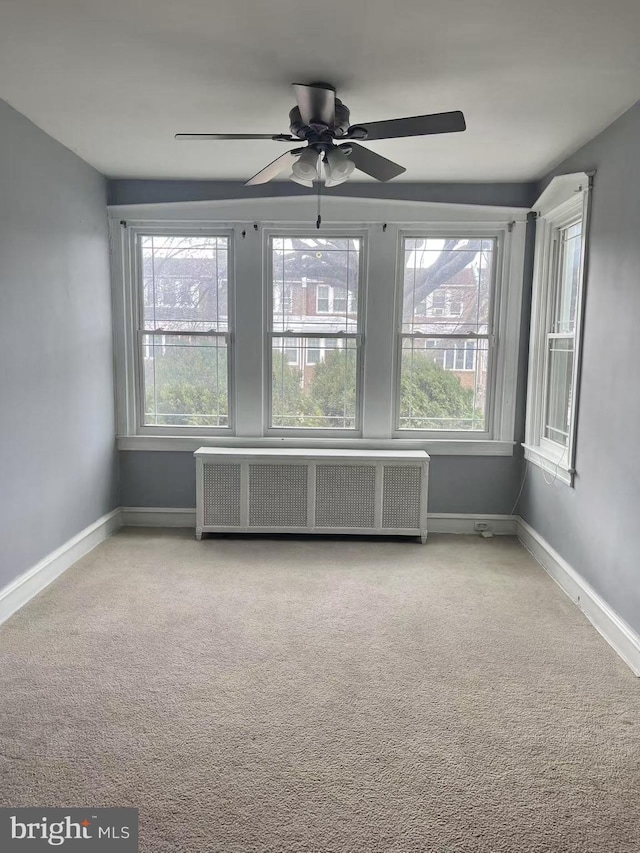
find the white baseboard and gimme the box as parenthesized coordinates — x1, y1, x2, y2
(428, 513, 518, 535)
(0, 508, 122, 627)
(120, 507, 197, 527)
(119, 508, 518, 536)
(517, 517, 640, 677)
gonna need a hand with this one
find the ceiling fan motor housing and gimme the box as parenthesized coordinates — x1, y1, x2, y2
(289, 98, 351, 140)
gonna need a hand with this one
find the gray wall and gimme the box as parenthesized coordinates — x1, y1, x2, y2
(518, 100, 640, 635)
(107, 179, 536, 209)
(119, 451, 522, 514)
(0, 99, 117, 589)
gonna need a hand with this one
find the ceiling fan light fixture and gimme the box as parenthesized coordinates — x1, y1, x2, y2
(290, 173, 314, 187)
(291, 147, 320, 181)
(324, 146, 355, 186)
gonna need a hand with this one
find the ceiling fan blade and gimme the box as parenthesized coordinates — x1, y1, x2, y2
(244, 150, 299, 186)
(340, 143, 406, 182)
(292, 83, 335, 126)
(175, 133, 295, 141)
(351, 110, 466, 141)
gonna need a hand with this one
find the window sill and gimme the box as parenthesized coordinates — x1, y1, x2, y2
(117, 435, 515, 456)
(523, 444, 574, 486)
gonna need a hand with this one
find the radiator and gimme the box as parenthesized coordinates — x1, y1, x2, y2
(194, 448, 429, 543)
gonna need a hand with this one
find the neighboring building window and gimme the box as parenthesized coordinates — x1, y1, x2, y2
(443, 340, 476, 371)
(306, 341, 322, 365)
(316, 284, 348, 315)
(139, 233, 231, 429)
(269, 235, 362, 430)
(274, 282, 293, 314)
(448, 293, 464, 317)
(333, 289, 348, 315)
(282, 338, 301, 366)
(397, 236, 495, 432)
(283, 284, 293, 313)
(316, 284, 331, 313)
(524, 172, 592, 485)
(429, 290, 446, 315)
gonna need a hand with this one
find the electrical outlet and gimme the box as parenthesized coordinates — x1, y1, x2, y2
(474, 521, 489, 532)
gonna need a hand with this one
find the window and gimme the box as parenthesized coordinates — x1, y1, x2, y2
(316, 284, 330, 313)
(274, 282, 293, 314)
(138, 233, 231, 429)
(429, 290, 446, 315)
(281, 338, 301, 366)
(333, 289, 348, 315)
(525, 172, 592, 485)
(269, 235, 362, 430)
(316, 283, 348, 315)
(112, 205, 525, 453)
(306, 341, 322, 365)
(448, 293, 464, 317)
(443, 340, 476, 371)
(397, 236, 495, 432)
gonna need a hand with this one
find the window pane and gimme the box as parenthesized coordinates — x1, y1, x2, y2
(552, 222, 582, 334)
(398, 337, 488, 431)
(141, 235, 228, 332)
(271, 236, 360, 333)
(272, 337, 357, 429)
(544, 337, 574, 445)
(306, 342, 322, 365)
(333, 290, 347, 314)
(142, 333, 228, 427)
(402, 237, 495, 335)
(316, 285, 330, 313)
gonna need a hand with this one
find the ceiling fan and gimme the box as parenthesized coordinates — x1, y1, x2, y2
(175, 83, 466, 187)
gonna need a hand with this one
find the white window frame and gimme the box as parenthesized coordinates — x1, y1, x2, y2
(393, 224, 523, 441)
(524, 172, 593, 486)
(109, 197, 526, 455)
(264, 228, 366, 436)
(111, 222, 235, 437)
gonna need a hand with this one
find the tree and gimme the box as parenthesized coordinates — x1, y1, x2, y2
(401, 237, 483, 314)
(276, 235, 483, 316)
(145, 342, 228, 426)
(399, 351, 479, 430)
(271, 351, 320, 427)
(301, 346, 480, 431)
(306, 349, 357, 428)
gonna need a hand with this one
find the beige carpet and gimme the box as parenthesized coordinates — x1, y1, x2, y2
(0, 530, 638, 852)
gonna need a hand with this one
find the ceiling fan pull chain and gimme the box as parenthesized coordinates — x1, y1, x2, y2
(316, 165, 322, 229)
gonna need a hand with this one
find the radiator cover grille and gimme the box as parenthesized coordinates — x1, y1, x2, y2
(249, 464, 307, 527)
(382, 465, 422, 528)
(203, 463, 241, 526)
(315, 464, 376, 528)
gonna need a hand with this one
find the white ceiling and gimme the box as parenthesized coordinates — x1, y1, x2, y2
(1, 0, 639, 182)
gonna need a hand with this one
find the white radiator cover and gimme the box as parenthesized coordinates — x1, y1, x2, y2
(194, 448, 429, 543)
